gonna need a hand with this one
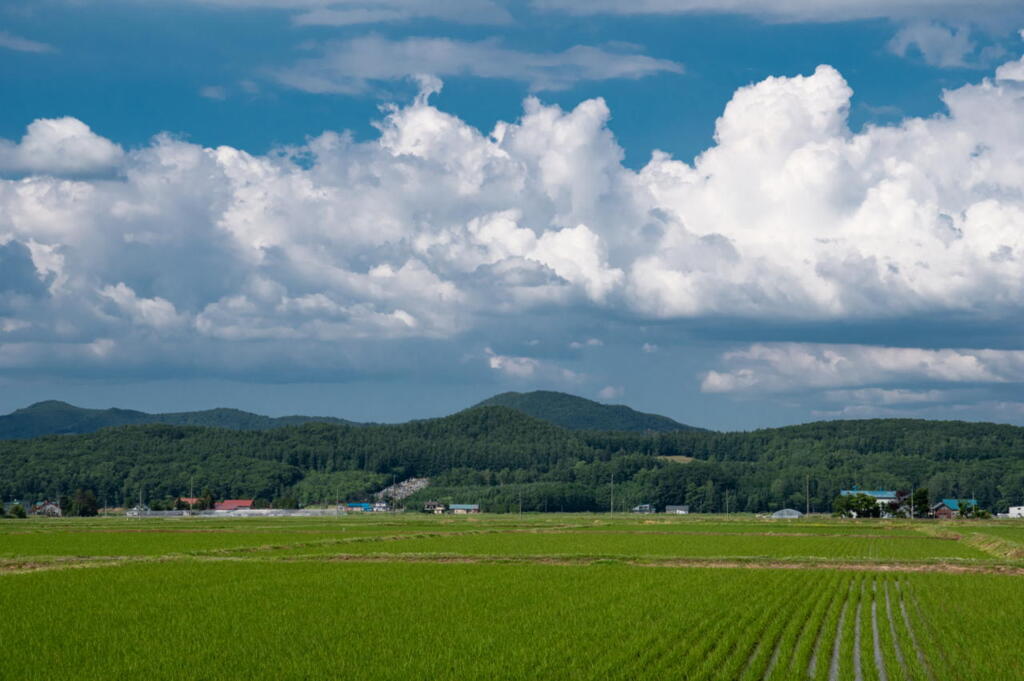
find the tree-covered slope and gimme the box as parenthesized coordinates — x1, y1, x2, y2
(0, 401, 356, 440)
(475, 391, 699, 432)
(2, 410, 1023, 513)
(1, 390, 694, 440)
(0, 406, 590, 503)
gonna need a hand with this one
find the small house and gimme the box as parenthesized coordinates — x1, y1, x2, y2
(214, 499, 255, 511)
(32, 501, 62, 517)
(343, 502, 372, 512)
(423, 501, 446, 514)
(449, 504, 480, 514)
(372, 501, 390, 513)
(178, 497, 201, 507)
(665, 505, 689, 514)
(126, 504, 149, 517)
(931, 498, 978, 519)
(1009, 506, 1024, 518)
(631, 503, 655, 514)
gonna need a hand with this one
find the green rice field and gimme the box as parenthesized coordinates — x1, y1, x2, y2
(2, 514, 1023, 680)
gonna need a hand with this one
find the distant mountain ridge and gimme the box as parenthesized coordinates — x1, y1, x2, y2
(0, 400, 356, 440)
(474, 391, 701, 432)
(5, 407, 1022, 513)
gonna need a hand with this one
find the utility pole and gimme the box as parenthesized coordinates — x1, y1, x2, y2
(190, 475, 195, 511)
(609, 473, 614, 515)
(519, 488, 523, 517)
(805, 474, 810, 516)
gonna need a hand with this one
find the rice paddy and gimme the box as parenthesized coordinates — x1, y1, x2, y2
(2, 514, 1023, 680)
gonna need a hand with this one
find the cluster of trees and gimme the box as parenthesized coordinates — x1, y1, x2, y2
(61, 489, 100, 516)
(2, 504, 26, 518)
(1, 407, 1023, 513)
(832, 489, 931, 518)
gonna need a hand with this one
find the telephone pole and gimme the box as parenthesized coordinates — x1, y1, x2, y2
(805, 474, 810, 516)
(609, 473, 614, 515)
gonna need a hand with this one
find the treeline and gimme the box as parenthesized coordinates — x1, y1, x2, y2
(1, 408, 1023, 512)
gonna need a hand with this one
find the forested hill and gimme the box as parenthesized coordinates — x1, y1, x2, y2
(3, 407, 1024, 513)
(0, 406, 587, 505)
(2, 391, 695, 439)
(475, 391, 699, 432)
(0, 400, 357, 440)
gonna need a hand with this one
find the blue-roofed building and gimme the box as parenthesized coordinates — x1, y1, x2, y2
(838, 487, 909, 517)
(344, 502, 372, 512)
(449, 504, 480, 514)
(931, 498, 978, 519)
(839, 488, 899, 502)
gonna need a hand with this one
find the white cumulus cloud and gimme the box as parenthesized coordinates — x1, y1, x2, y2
(887, 22, 976, 67)
(3, 55, 1024, 384)
(701, 344, 1024, 394)
(272, 36, 683, 93)
(199, 85, 228, 100)
(0, 117, 124, 176)
(485, 347, 581, 382)
(155, 0, 512, 25)
(291, 0, 513, 26)
(532, 0, 1024, 25)
(0, 31, 56, 54)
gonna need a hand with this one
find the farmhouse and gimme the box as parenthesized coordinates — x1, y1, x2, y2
(126, 504, 150, 517)
(214, 499, 254, 511)
(178, 497, 201, 507)
(449, 504, 480, 514)
(632, 503, 655, 514)
(423, 501, 446, 514)
(665, 505, 689, 514)
(931, 498, 978, 519)
(1010, 506, 1024, 518)
(32, 501, 62, 517)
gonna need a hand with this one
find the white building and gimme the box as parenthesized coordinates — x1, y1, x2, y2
(1009, 506, 1024, 518)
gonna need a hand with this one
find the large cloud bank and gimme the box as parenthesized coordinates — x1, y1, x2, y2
(533, 0, 1024, 25)
(2, 55, 1024, 383)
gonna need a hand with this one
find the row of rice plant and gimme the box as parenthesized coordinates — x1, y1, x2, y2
(5, 557, 1022, 679)
(908, 571, 1024, 679)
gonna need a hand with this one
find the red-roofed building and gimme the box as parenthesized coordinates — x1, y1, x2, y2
(214, 499, 254, 511)
(178, 497, 201, 507)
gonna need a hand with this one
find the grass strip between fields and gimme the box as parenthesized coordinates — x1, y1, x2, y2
(7, 550, 1024, 577)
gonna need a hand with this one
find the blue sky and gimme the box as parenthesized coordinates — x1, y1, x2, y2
(2, 0, 1024, 429)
